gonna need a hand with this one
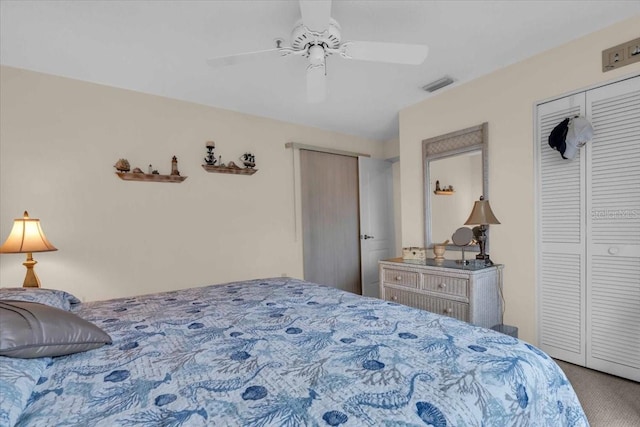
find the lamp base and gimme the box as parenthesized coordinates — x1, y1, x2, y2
(475, 253, 494, 266)
(22, 253, 41, 288)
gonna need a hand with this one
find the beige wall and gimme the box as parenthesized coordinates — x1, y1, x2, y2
(0, 66, 383, 301)
(399, 16, 640, 344)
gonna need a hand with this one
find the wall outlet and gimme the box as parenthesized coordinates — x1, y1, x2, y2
(603, 37, 640, 72)
(607, 48, 624, 66)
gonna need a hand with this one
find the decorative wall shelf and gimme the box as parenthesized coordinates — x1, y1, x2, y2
(116, 172, 187, 183)
(434, 190, 455, 195)
(202, 164, 257, 175)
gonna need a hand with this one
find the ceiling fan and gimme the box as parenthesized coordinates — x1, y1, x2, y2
(207, 0, 429, 103)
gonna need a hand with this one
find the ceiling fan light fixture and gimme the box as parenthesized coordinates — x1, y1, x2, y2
(308, 45, 326, 65)
(207, 0, 432, 103)
(422, 76, 455, 93)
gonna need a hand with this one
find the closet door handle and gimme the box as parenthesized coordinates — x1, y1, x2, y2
(608, 247, 619, 255)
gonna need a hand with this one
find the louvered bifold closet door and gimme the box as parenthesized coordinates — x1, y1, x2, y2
(585, 76, 640, 382)
(536, 94, 586, 365)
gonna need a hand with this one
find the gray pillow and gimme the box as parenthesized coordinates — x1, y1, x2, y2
(0, 287, 81, 311)
(0, 300, 112, 358)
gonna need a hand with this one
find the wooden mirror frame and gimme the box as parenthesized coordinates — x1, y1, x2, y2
(423, 122, 489, 252)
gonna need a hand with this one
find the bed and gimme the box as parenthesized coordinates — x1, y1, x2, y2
(1, 278, 588, 426)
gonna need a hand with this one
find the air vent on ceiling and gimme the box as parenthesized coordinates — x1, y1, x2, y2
(422, 76, 454, 93)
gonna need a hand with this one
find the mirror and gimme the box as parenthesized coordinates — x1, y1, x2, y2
(452, 226, 474, 264)
(423, 123, 488, 251)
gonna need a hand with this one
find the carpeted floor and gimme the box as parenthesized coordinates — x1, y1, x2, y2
(555, 360, 640, 427)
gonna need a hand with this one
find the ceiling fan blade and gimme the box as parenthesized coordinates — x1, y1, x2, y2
(299, 0, 332, 32)
(342, 41, 429, 65)
(207, 48, 291, 67)
(306, 62, 326, 103)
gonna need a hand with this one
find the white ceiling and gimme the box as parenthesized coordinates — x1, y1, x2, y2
(2, 1, 639, 142)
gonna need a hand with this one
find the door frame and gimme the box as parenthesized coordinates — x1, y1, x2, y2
(287, 142, 374, 292)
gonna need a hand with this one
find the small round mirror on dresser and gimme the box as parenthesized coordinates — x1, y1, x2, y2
(452, 227, 473, 246)
(452, 226, 474, 265)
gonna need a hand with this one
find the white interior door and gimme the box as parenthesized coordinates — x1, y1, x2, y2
(585, 76, 640, 381)
(359, 157, 395, 298)
(536, 93, 587, 366)
(537, 75, 640, 381)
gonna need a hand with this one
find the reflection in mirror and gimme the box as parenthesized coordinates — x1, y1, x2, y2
(430, 152, 482, 245)
(423, 123, 488, 251)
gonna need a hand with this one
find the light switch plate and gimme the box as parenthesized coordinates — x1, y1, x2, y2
(603, 37, 640, 72)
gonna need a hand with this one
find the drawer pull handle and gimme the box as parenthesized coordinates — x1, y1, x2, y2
(396, 276, 402, 281)
(439, 283, 447, 289)
(445, 308, 453, 314)
(391, 295, 398, 301)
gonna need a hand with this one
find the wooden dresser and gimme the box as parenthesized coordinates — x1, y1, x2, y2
(379, 258, 503, 328)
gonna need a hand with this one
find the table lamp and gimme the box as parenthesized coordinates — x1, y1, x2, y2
(464, 196, 500, 264)
(0, 211, 57, 287)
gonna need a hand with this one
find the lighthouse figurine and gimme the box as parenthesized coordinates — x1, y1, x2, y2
(171, 156, 180, 176)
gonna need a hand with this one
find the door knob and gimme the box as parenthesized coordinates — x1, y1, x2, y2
(361, 235, 374, 240)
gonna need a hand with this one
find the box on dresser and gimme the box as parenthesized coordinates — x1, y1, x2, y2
(402, 247, 427, 261)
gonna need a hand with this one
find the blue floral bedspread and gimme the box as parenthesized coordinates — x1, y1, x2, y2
(15, 278, 588, 426)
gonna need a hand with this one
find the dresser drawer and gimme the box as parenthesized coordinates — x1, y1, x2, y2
(423, 296, 469, 322)
(382, 268, 419, 288)
(422, 273, 469, 299)
(383, 286, 469, 322)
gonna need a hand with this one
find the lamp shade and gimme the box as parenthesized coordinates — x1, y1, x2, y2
(0, 211, 57, 253)
(464, 197, 501, 226)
